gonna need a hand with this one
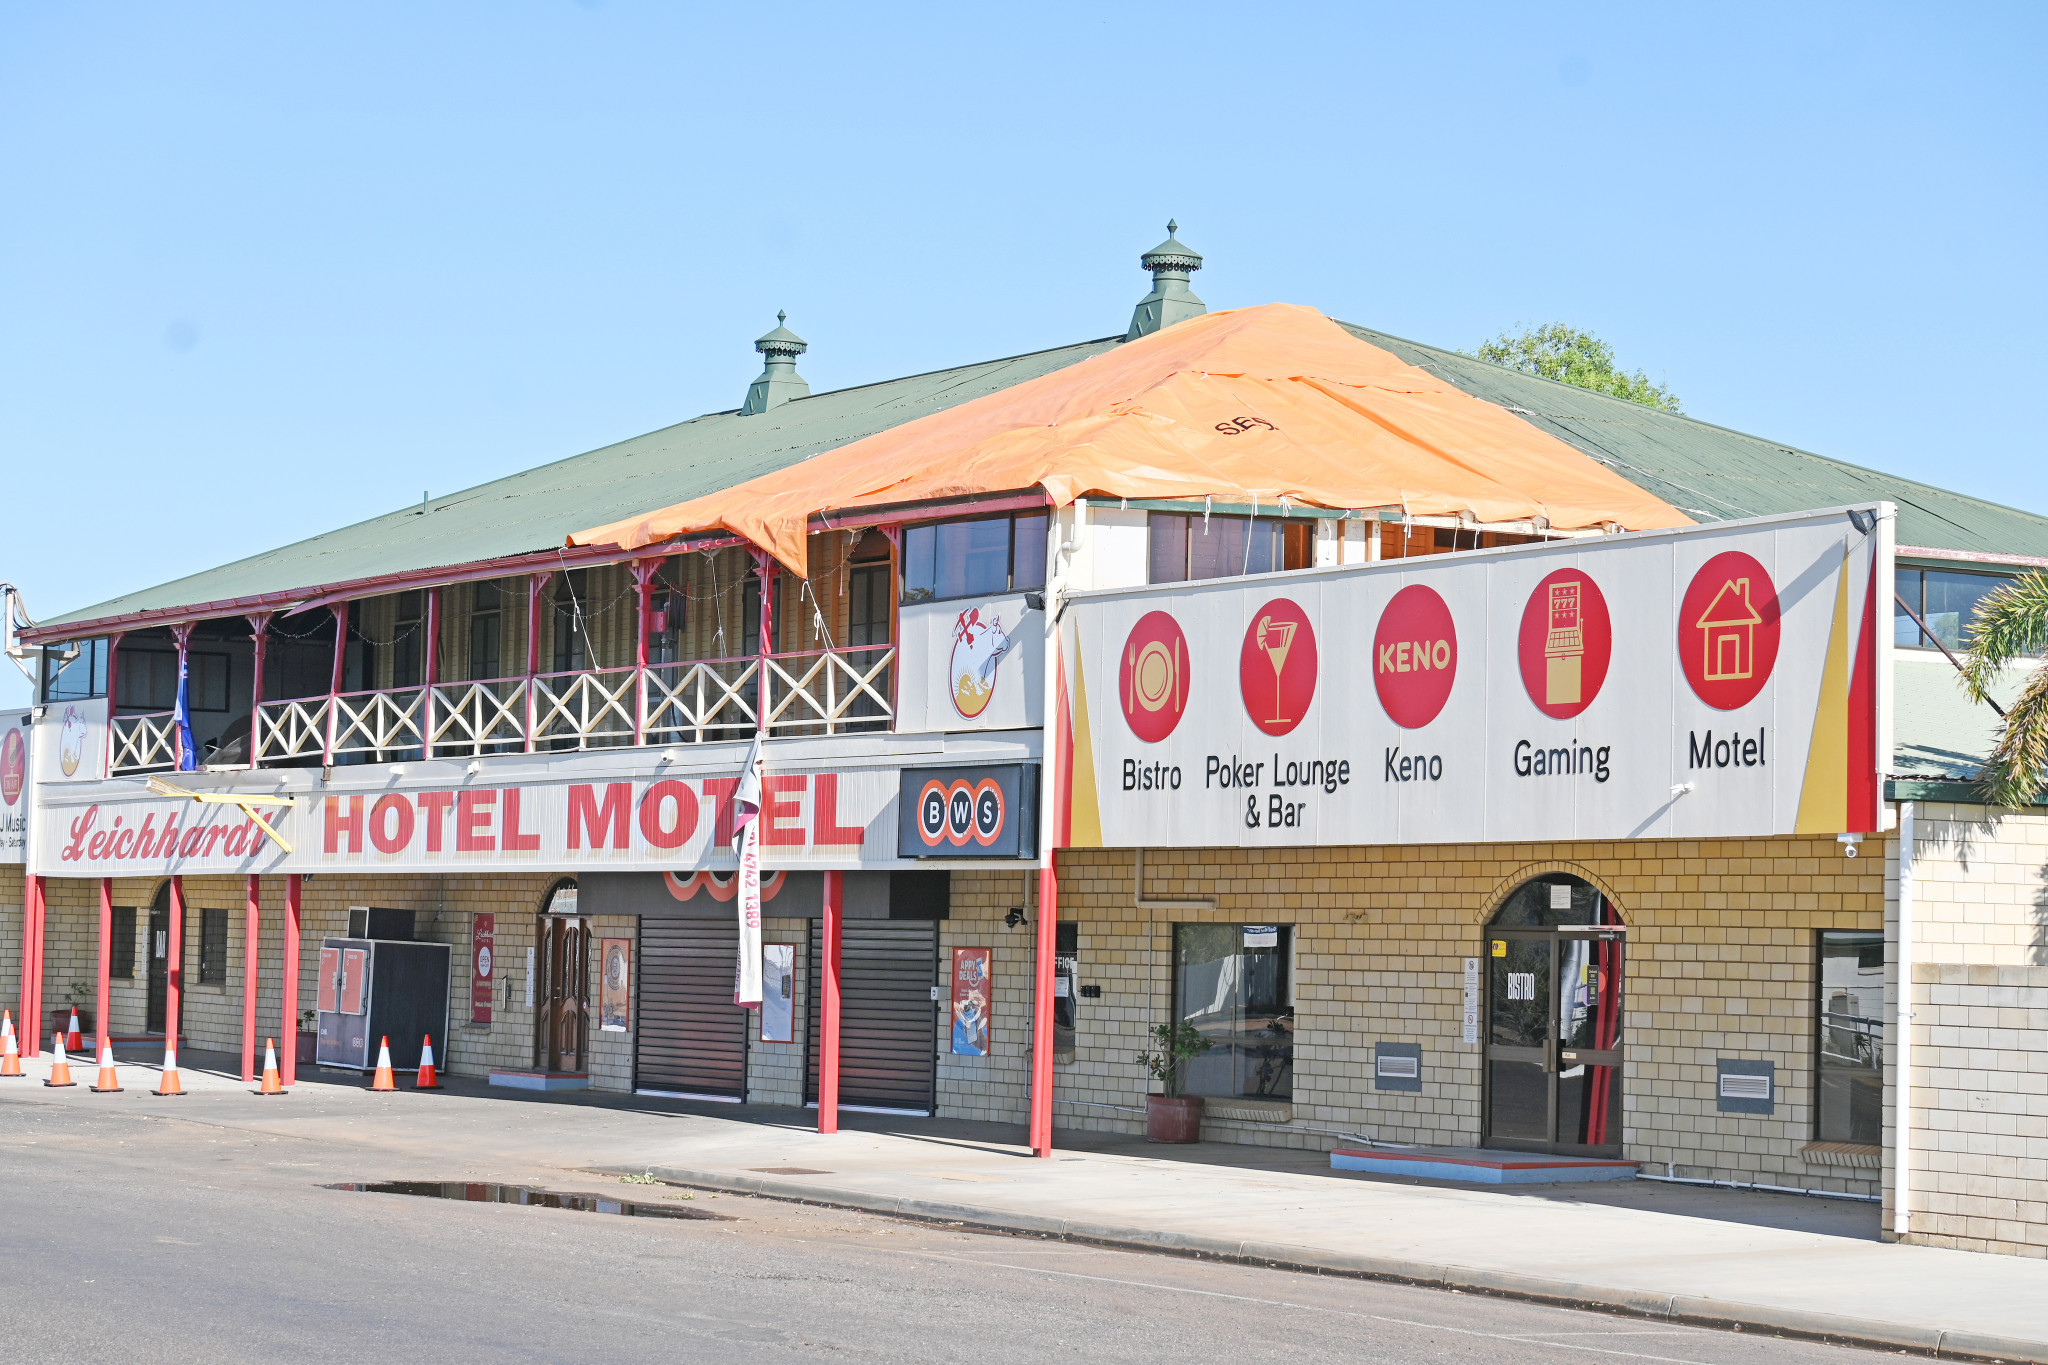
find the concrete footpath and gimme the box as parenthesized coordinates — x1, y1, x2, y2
(9, 1045, 2047, 1363)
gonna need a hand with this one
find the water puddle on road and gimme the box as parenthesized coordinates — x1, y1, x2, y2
(327, 1181, 732, 1220)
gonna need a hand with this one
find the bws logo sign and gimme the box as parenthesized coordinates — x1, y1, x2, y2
(895, 764, 1040, 859)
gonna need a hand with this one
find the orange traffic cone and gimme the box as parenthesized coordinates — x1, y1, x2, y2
(154, 1045, 185, 1096)
(91, 1043, 122, 1093)
(0, 1012, 21, 1079)
(65, 1008, 83, 1053)
(369, 1036, 397, 1091)
(256, 1038, 285, 1096)
(414, 1035, 441, 1090)
(44, 1031, 76, 1087)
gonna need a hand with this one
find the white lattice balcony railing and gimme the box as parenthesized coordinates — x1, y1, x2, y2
(110, 710, 180, 774)
(220, 643, 898, 771)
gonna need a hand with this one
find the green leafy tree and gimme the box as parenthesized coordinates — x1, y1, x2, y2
(1962, 571, 2048, 807)
(1472, 323, 1682, 413)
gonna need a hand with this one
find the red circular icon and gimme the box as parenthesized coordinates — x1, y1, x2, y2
(1516, 570, 1613, 720)
(1239, 598, 1318, 737)
(1679, 551, 1781, 710)
(1120, 611, 1190, 743)
(1373, 585, 1458, 729)
(0, 728, 22, 806)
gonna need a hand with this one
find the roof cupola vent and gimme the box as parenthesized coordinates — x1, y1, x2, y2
(741, 310, 811, 415)
(1125, 220, 1206, 340)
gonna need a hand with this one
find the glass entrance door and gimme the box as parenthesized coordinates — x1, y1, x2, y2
(1482, 874, 1625, 1156)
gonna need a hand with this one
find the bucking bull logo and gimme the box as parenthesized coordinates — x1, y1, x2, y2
(948, 606, 1016, 720)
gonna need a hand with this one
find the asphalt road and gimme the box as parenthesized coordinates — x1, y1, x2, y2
(0, 1094, 1912, 1365)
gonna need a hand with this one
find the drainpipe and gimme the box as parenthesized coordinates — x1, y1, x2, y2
(1894, 801, 1916, 1240)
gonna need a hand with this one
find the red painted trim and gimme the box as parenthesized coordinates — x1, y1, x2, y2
(97, 879, 113, 1059)
(166, 876, 185, 1063)
(21, 875, 43, 1058)
(282, 875, 301, 1087)
(819, 869, 842, 1134)
(242, 875, 260, 1083)
(1846, 554, 1880, 833)
(1899, 544, 2048, 570)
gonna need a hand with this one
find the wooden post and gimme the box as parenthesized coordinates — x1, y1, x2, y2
(323, 603, 349, 764)
(96, 878, 114, 1060)
(818, 868, 842, 1134)
(281, 874, 302, 1087)
(166, 875, 185, 1060)
(246, 613, 271, 770)
(524, 573, 544, 753)
(241, 875, 260, 1082)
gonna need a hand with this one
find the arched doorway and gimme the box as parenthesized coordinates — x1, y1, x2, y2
(534, 880, 587, 1074)
(1482, 874, 1625, 1156)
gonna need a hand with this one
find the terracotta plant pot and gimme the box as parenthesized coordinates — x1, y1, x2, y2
(1146, 1094, 1204, 1144)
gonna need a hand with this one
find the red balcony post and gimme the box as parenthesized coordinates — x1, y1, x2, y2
(524, 573, 544, 753)
(281, 874, 302, 1087)
(323, 603, 349, 765)
(102, 632, 124, 778)
(632, 561, 657, 747)
(422, 587, 441, 759)
(96, 878, 113, 1062)
(819, 868, 842, 1135)
(166, 875, 185, 1062)
(241, 875, 260, 1083)
(21, 874, 43, 1058)
(752, 550, 775, 733)
(246, 612, 271, 770)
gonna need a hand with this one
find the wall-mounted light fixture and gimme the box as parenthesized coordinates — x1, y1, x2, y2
(1004, 907, 1028, 929)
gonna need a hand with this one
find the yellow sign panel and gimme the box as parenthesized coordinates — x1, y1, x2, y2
(1491, 939, 1507, 957)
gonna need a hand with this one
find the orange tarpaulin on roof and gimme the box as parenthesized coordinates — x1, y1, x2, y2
(571, 303, 1690, 575)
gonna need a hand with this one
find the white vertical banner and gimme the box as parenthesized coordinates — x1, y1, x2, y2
(731, 733, 765, 1007)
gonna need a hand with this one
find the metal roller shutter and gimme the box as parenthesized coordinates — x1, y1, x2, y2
(636, 919, 749, 1100)
(807, 921, 939, 1114)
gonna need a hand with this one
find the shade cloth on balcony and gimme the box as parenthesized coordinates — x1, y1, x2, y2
(570, 303, 1690, 575)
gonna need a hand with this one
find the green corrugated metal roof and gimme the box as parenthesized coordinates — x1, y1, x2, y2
(43, 337, 1121, 628)
(1341, 323, 2048, 558)
(43, 310, 2048, 632)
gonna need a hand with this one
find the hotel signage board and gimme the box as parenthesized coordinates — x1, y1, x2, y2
(1063, 505, 1890, 849)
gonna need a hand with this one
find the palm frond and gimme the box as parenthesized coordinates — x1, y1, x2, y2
(1962, 571, 2048, 701)
(1977, 657, 2048, 808)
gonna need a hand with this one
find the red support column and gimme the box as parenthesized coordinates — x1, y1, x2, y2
(21, 874, 43, 1057)
(752, 550, 775, 728)
(96, 878, 114, 1060)
(246, 613, 271, 770)
(818, 869, 842, 1134)
(1029, 864, 1058, 1156)
(165, 875, 185, 1062)
(323, 604, 349, 765)
(421, 587, 441, 760)
(632, 561, 656, 746)
(281, 874, 302, 1087)
(524, 574, 544, 753)
(241, 875, 260, 1082)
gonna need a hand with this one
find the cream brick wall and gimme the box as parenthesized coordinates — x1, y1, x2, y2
(745, 917, 810, 1106)
(1883, 803, 2048, 1258)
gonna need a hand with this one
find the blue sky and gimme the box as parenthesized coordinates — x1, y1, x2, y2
(2, 3, 2043, 710)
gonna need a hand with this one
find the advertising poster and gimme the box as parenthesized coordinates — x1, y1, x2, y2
(0, 714, 27, 863)
(951, 947, 991, 1056)
(470, 914, 494, 1024)
(598, 937, 631, 1032)
(760, 943, 795, 1043)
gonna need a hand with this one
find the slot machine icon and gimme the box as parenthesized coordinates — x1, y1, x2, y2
(1544, 579, 1584, 706)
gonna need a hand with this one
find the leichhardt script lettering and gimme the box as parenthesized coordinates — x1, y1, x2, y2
(59, 803, 273, 865)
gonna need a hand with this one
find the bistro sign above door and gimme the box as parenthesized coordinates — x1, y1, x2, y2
(1061, 505, 1890, 849)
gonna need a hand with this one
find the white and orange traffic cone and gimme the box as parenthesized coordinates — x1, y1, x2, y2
(0, 1012, 21, 1079)
(44, 1031, 76, 1088)
(369, 1036, 397, 1091)
(91, 1043, 122, 1093)
(256, 1038, 285, 1096)
(65, 1008, 83, 1054)
(414, 1035, 441, 1090)
(154, 1044, 185, 1096)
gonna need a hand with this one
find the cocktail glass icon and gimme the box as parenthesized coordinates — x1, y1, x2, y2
(1255, 615, 1297, 725)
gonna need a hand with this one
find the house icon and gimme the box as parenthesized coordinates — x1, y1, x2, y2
(1696, 577, 1763, 682)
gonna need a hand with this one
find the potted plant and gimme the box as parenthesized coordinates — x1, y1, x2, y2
(54, 982, 94, 1041)
(1136, 1020, 1212, 1143)
(295, 1009, 319, 1065)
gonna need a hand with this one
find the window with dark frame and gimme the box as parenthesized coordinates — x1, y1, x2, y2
(391, 590, 424, 688)
(469, 579, 503, 681)
(1147, 512, 1313, 584)
(552, 571, 589, 674)
(112, 650, 231, 712)
(110, 906, 137, 979)
(199, 906, 228, 987)
(899, 513, 1049, 604)
(1893, 566, 2019, 653)
(1171, 923, 1294, 1100)
(647, 560, 684, 666)
(1816, 930, 1883, 1146)
(39, 638, 109, 703)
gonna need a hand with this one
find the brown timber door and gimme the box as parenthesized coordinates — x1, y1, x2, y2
(536, 915, 590, 1073)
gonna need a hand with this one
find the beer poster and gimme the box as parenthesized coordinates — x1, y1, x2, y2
(951, 947, 991, 1056)
(598, 937, 631, 1032)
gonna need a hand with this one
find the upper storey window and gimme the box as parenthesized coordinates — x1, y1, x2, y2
(39, 638, 108, 703)
(901, 513, 1049, 604)
(1148, 512, 1312, 584)
(1894, 566, 2020, 652)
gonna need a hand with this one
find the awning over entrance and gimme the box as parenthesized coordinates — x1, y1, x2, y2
(569, 303, 1692, 575)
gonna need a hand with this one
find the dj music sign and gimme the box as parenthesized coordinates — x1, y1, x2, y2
(1062, 505, 1890, 849)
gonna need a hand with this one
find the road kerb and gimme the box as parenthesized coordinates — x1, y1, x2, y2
(601, 1163, 2048, 1364)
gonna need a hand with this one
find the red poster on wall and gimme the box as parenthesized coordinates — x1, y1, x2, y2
(950, 947, 990, 1056)
(472, 913, 495, 1024)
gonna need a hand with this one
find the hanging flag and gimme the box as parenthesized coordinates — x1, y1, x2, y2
(174, 647, 197, 772)
(730, 731, 765, 1006)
